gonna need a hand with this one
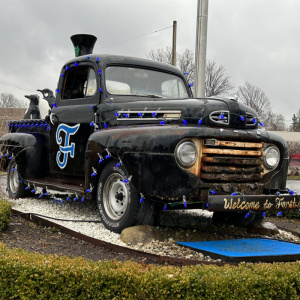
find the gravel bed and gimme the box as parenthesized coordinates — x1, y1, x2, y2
(1, 176, 300, 262)
(4, 195, 213, 261)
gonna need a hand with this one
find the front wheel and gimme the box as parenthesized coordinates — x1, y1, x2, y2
(7, 159, 29, 198)
(97, 161, 140, 233)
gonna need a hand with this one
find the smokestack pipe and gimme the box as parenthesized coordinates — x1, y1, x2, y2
(70, 34, 97, 57)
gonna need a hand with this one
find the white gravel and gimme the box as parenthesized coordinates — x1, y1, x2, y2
(6, 196, 124, 245)
(3, 194, 213, 260)
(1, 173, 300, 262)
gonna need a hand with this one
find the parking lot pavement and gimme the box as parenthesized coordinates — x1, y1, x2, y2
(286, 180, 300, 194)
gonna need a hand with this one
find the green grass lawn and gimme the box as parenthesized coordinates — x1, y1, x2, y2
(287, 176, 300, 180)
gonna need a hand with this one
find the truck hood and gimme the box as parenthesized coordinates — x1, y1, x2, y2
(99, 96, 259, 129)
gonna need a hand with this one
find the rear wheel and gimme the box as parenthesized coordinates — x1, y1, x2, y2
(7, 159, 28, 198)
(97, 161, 140, 233)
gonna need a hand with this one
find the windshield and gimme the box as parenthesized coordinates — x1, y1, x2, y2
(105, 66, 189, 99)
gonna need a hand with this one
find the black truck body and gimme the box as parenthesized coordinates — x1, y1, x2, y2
(0, 34, 297, 233)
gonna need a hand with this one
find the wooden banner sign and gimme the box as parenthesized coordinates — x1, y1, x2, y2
(208, 194, 300, 212)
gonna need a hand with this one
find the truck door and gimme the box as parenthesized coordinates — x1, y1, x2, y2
(49, 63, 99, 178)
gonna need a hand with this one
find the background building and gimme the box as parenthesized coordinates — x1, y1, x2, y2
(0, 108, 26, 137)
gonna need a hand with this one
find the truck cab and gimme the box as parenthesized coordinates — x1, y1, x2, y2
(1, 34, 297, 233)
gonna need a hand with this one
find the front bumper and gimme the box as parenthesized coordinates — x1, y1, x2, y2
(208, 194, 300, 212)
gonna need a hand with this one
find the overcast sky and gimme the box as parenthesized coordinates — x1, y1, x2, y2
(0, 0, 299, 126)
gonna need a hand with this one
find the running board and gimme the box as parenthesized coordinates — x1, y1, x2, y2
(26, 177, 85, 196)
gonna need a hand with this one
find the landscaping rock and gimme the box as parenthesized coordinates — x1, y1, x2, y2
(120, 225, 163, 245)
(247, 221, 279, 235)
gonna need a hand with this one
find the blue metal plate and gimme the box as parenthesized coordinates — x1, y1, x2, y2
(177, 239, 300, 262)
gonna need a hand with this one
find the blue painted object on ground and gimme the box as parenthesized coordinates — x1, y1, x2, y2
(177, 238, 300, 262)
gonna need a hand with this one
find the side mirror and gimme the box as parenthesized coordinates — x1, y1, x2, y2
(50, 113, 59, 125)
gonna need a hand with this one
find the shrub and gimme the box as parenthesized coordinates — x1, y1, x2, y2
(1, 246, 300, 299)
(0, 199, 11, 231)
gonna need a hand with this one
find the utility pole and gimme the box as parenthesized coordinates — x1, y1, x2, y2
(172, 20, 177, 66)
(194, 0, 208, 98)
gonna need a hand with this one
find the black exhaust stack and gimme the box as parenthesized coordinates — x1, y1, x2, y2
(70, 34, 97, 57)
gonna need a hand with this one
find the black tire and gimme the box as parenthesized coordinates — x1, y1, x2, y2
(7, 159, 29, 198)
(97, 161, 140, 233)
(212, 211, 258, 227)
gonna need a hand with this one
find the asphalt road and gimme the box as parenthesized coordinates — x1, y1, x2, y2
(285, 180, 300, 194)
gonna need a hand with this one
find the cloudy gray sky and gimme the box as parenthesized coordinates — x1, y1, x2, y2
(0, 0, 299, 126)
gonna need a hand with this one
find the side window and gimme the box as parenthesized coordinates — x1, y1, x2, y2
(62, 66, 97, 100)
(85, 68, 97, 96)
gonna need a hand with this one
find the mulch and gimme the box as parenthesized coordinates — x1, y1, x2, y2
(0, 215, 159, 265)
(269, 216, 300, 237)
(1, 214, 300, 265)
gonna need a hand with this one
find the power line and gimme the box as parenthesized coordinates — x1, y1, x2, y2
(0, 59, 68, 78)
(0, 25, 173, 78)
(0, 25, 173, 94)
(0, 79, 36, 93)
(94, 25, 173, 52)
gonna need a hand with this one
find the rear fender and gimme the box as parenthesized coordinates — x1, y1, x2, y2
(0, 133, 46, 178)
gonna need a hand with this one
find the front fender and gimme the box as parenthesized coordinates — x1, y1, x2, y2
(85, 125, 289, 200)
(85, 126, 200, 198)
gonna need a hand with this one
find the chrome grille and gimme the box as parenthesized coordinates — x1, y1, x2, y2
(200, 139, 263, 183)
(117, 110, 181, 121)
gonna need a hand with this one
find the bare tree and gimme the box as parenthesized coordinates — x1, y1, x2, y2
(0, 93, 27, 108)
(177, 49, 195, 85)
(147, 47, 194, 83)
(147, 47, 173, 64)
(236, 82, 272, 124)
(265, 112, 285, 131)
(146, 48, 233, 97)
(290, 109, 300, 132)
(287, 141, 300, 161)
(205, 60, 234, 97)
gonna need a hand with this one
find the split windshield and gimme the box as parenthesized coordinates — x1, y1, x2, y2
(105, 66, 189, 99)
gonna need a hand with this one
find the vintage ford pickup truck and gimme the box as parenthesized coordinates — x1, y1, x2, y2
(0, 34, 298, 233)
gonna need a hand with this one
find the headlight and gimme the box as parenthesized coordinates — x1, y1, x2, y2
(264, 146, 280, 169)
(176, 141, 198, 167)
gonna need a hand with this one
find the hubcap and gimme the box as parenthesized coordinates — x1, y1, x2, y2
(9, 163, 20, 194)
(103, 173, 129, 221)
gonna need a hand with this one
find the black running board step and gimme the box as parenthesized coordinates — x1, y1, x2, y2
(26, 177, 85, 195)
